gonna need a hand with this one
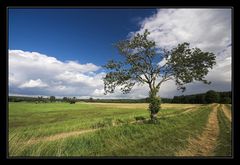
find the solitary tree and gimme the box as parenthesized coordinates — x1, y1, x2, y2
(103, 29, 216, 121)
(37, 96, 43, 103)
(50, 96, 56, 102)
(69, 97, 76, 104)
(89, 97, 94, 102)
(63, 97, 68, 102)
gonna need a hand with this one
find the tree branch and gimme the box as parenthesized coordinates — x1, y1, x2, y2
(136, 75, 148, 83)
(156, 72, 174, 89)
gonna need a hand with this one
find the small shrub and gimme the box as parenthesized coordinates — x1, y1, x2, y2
(134, 116, 146, 121)
(69, 100, 76, 104)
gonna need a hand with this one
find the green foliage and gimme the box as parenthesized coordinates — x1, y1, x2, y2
(169, 43, 216, 91)
(205, 90, 220, 103)
(219, 91, 232, 104)
(69, 100, 76, 104)
(103, 29, 161, 94)
(220, 97, 231, 104)
(49, 96, 56, 102)
(172, 91, 231, 104)
(148, 88, 161, 120)
(149, 98, 161, 116)
(62, 97, 76, 104)
(89, 97, 94, 102)
(62, 97, 68, 102)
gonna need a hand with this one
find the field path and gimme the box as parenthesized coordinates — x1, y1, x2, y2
(26, 129, 98, 145)
(163, 107, 199, 118)
(221, 104, 231, 122)
(25, 106, 200, 145)
(177, 104, 220, 156)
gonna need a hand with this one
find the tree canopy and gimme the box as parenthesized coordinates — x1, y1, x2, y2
(103, 29, 216, 120)
(103, 29, 216, 95)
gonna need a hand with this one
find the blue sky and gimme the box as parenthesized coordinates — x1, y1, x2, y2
(9, 8, 156, 65)
(9, 8, 231, 98)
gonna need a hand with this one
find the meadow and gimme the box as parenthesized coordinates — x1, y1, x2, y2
(8, 102, 232, 157)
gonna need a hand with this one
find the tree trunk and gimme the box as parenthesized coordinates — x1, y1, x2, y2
(148, 88, 161, 122)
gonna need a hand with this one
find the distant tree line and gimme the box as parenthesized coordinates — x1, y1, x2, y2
(171, 90, 231, 104)
(78, 97, 173, 103)
(8, 96, 170, 104)
(8, 96, 76, 104)
(8, 90, 231, 104)
(8, 96, 49, 103)
(62, 97, 76, 104)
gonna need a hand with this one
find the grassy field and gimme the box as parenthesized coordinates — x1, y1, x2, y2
(8, 102, 232, 157)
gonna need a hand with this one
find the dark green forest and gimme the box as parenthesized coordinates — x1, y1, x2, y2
(171, 90, 231, 104)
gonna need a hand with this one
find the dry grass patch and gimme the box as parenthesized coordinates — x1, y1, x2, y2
(25, 129, 98, 145)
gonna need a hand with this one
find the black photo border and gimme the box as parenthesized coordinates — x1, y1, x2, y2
(0, 0, 239, 161)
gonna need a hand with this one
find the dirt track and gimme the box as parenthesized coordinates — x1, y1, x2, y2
(177, 104, 219, 156)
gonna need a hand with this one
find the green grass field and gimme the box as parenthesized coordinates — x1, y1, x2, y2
(8, 102, 232, 157)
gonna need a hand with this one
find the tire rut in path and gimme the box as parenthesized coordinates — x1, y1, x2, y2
(26, 129, 98, 145)
(162, 107, 199, 118)
(221, 104, 231, 122)
(176, 104, 220, 156)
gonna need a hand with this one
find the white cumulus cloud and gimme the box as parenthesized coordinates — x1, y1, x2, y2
(19, 79, 49, 88)
(9, 50, 105, 97)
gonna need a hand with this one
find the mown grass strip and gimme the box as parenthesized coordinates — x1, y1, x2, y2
(214, 106, 232, 156)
